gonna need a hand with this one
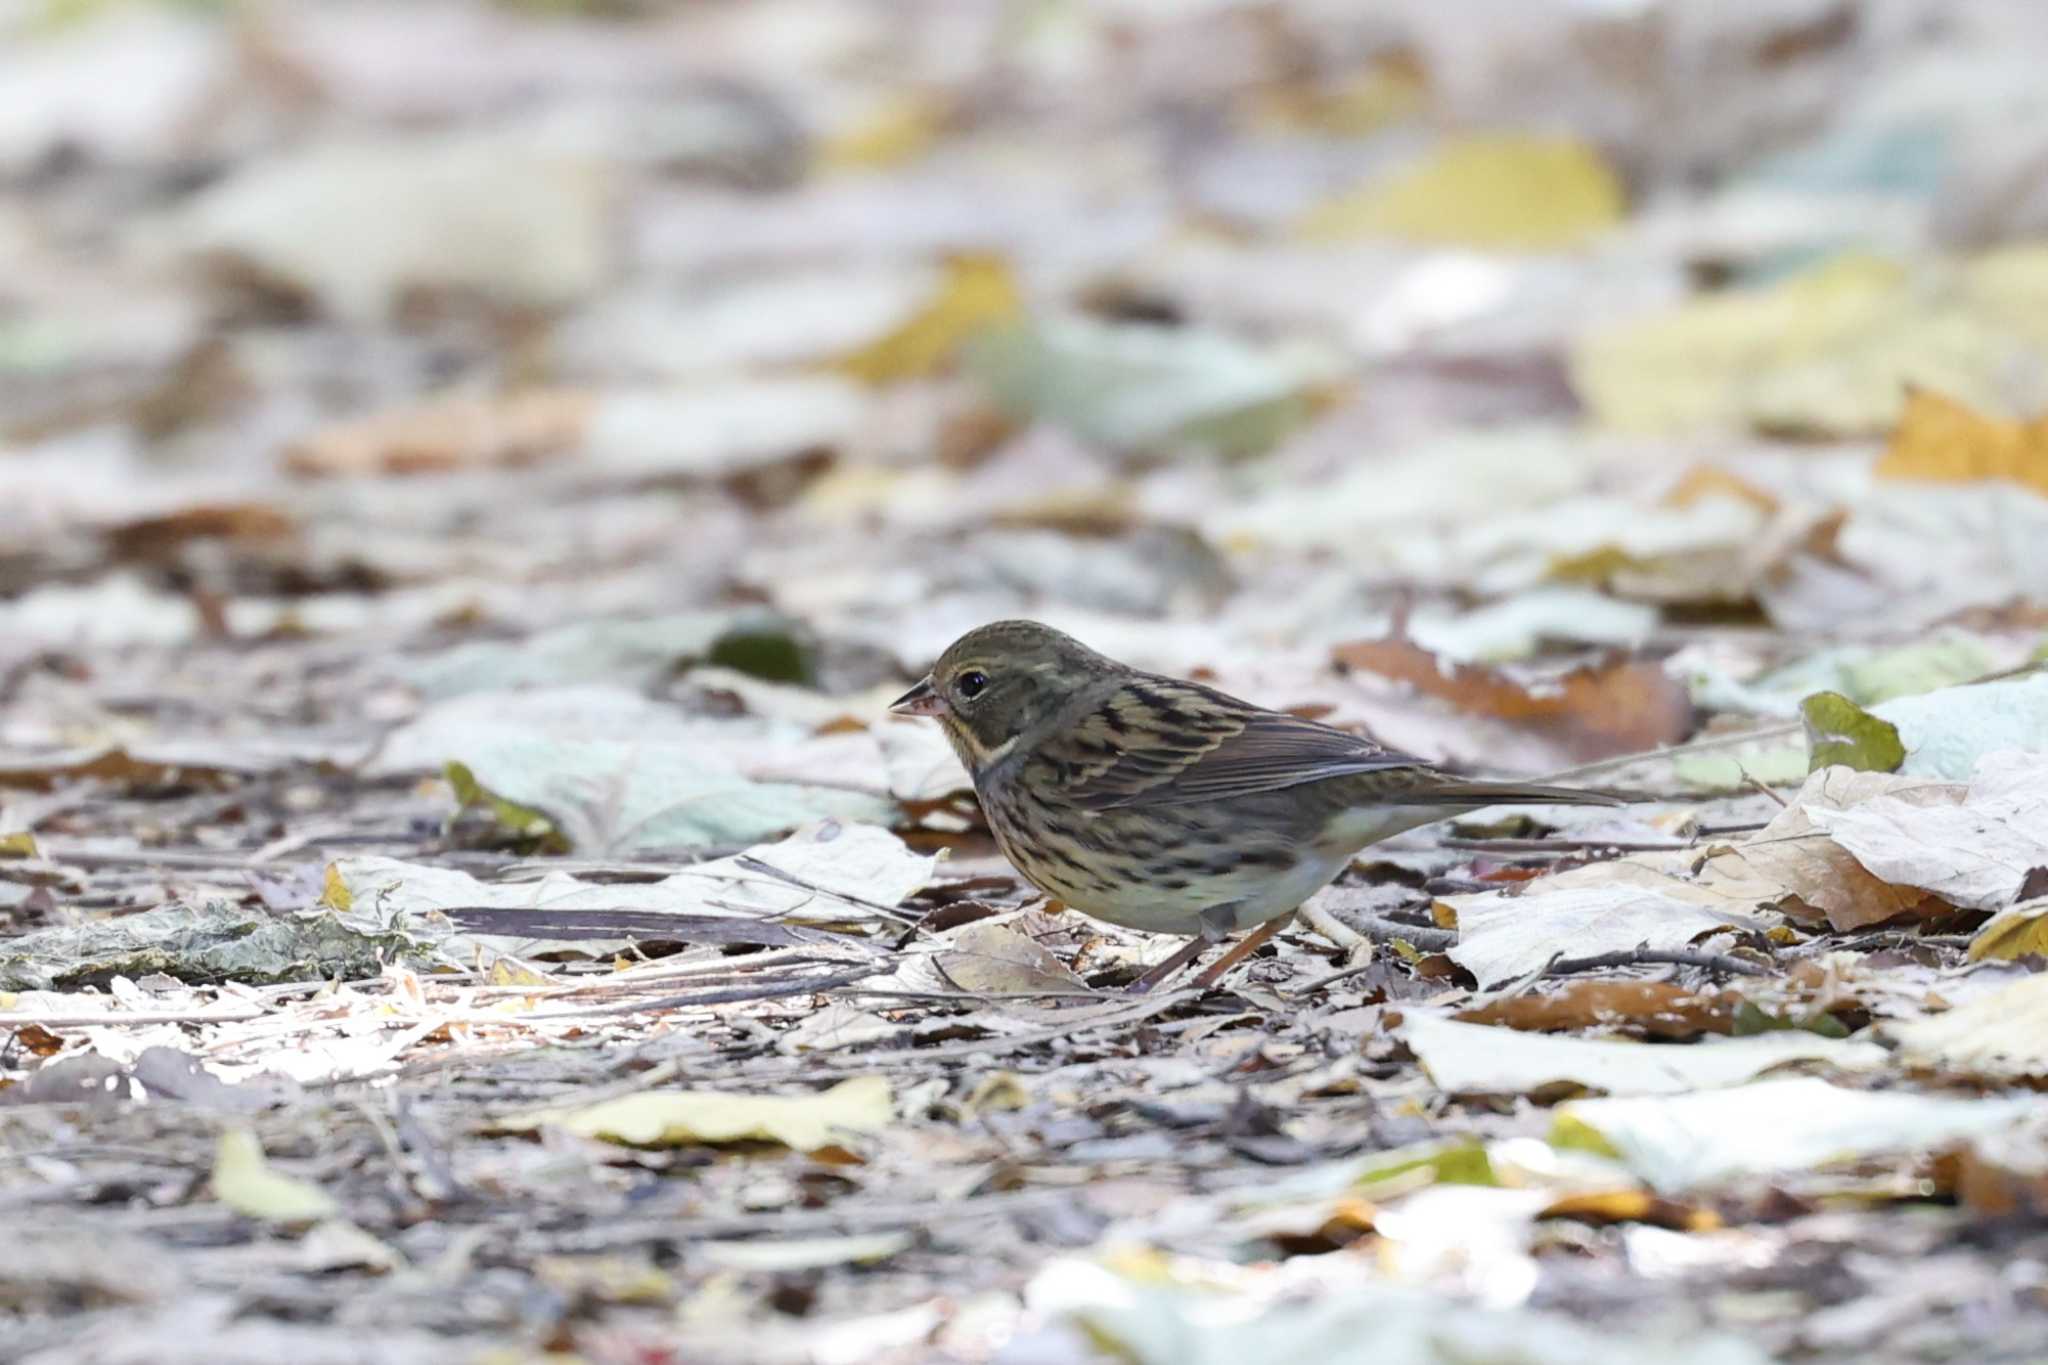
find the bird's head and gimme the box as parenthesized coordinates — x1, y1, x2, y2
(889, 620, 1113, 774)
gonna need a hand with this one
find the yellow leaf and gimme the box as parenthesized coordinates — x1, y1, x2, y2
(1967, 899, 2048, 961)
(320, 861, 351, 912)
(1572, 254, 1907, 433)
(498, 1076, 893, 1152)
(837, 255, 1022, 385)
(1875, 387, 2048, 496)
(212, 1129, 339, 1224)
(1249, 60, 1427, 137)
(816, 91, 945, 172)
(1296, 134, 1623, 250)
(0, 831, 35, 858)
(486, 956, 554, 987)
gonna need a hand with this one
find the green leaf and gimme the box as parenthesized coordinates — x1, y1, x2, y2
(1800, 690, 1905, 772)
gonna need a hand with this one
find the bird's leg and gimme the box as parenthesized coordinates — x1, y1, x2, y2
(1125, 903, 1260, 996)
(1123, 936, 1214, 995)
(1188, 914, 1291, 990)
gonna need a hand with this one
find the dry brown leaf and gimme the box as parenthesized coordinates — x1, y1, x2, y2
(1538, 1188, 1721, 1232)
(1875, 386, 2048, 496)
(1456, 980, 1740, 1040)
(285, 389, 594, 477)
(1698, 767, 1958, 931)
(936, 922, 1090, 996)
(105, 503, 295, 560)
(1967, 896, 2048, 961)
(1333, 638, 1691, 762)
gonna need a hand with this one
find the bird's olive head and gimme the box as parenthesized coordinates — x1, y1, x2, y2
(889, 620, 1113, 774)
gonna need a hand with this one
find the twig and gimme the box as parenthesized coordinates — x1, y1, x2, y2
(520, 963, 887, 1020)
(1323, 910, 1457, 953)
(1298, 899, 1367, 953)
(1541, 947, 1771, 978)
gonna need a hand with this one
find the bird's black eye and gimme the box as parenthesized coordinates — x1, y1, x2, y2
(955, 670, 989, 701)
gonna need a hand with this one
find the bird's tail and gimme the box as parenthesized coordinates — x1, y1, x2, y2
(1410, 778, 1624, 807)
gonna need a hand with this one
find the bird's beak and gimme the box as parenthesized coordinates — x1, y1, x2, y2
(889, 676, 948, 717)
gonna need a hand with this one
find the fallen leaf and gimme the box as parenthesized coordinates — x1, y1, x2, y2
(500, 1076, 892, 1152)
(300, 1220, 404, 1274)
(837, 254, 1022, 385)
(695, 1231, 911, 1272)
(1876, 386, 2048, 496)
(1952, 1121, 2048, 1218)
(1402, 1015, 1884, 1098)
(935, 922, 1090, 996)
(285, 389, 592, 477)
(1807, 751, 2048, 911)
(212, 1129, 339, 1223)
(1440, 884, 1742, 988)
(1552, 1077, 2037, 1192)
(0, 902, 420, 991)
(1800, 690, 1905, 771)
(1537, 1188, 1720, 1232)
(1701, 766, 1952, 930)
(1296, 134, 1625, 250)
(1035, 1258, 1772, 1365)
(1334, 638, 1692, 762)
(369, 686, 902, 854)
(1456, 979, 1740, 1040)
(967, 314, 1339, 458)
(163, 133, 612, 320)
(1966, 896, 2048, 961)
(1887, 972, 2048, 1080)
(330, 822, 934, 958)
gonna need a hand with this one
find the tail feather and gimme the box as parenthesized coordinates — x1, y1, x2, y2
(1412, 779, 1623, 807)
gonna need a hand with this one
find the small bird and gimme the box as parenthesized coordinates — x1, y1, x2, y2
(890, 620, 1616, 992)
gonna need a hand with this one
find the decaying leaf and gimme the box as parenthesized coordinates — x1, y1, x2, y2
(1799, 690, 1905, 771)
(1402, 1015, 1883, 1098)
(1553, 1078, 2038, 1192)
(496, 1076, 892, 1152)
(1456, 979, 1741, 1040)
(1334, 638, 1691, 762)
(1966, 896, 2048, 961)
(212, 1129, 339, 1223)
(838, 254, 1022, 385)
(966, 314, 1339, 457)
(1440, 884, 1743, 987)
(1806, 751, 2048, 911)
(370, 686, 902, 854)
(1875, 386, 2048, 496)
(285, 389, 593, 477)
(935, 922, 1090, 996)
(1295, 134, 1625, 249)
(0, 902, 421, 991)
(1887, 972, 2048, 1080)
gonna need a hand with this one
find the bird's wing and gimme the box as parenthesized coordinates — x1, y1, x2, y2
(1042, 676, 1431, 810)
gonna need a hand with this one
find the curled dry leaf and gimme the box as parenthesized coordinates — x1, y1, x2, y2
(1334, 637, 1691, 762)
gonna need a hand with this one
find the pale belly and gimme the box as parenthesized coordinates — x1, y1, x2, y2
(1064, 848, 1356, 936)
(982, 772, 1460, 939)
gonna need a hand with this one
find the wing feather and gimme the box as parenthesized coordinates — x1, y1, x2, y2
(1040, 676, 1430, 810)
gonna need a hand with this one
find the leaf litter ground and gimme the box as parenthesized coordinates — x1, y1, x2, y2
(7, 2, 2048, 1362)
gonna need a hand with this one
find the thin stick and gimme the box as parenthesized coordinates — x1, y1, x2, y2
(1541, 947, 1770, 978)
